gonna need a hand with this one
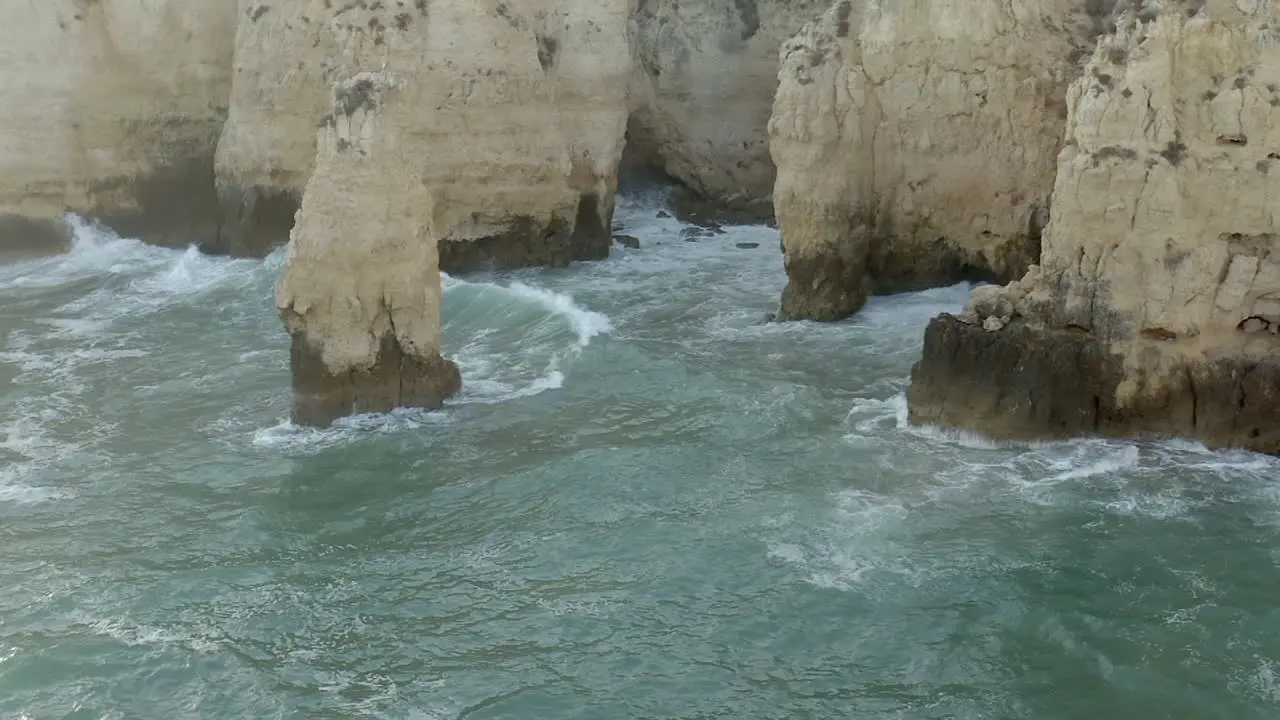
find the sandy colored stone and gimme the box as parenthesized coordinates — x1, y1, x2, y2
(277, 0, 633, 423)
(909, 2, 1280, 452)
(0, 1, 236, 250)
(213, 0, 348, 257)
(627, 0, 824, 221)
(770, 0, 1108, 320)
(220, 0, 629, 267)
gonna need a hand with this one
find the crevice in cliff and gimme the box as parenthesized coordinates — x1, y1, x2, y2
(1185, 365, 1198, 430)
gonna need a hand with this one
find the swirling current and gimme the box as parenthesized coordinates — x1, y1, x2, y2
(1, 199, 1279, 718)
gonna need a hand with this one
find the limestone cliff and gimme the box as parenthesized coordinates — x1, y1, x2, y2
(908, 1, 1280, 453)
(213, 0, 343, 257)
(627, 0, 823, 222)
(0, 0, 236, 250)
(768, 0, 1107, 320)
(219, 0, 630, 269)
(276, 1, 634, 423)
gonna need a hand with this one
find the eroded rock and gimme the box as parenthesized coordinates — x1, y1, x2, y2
(908, 3, 1280, 453)
(770, 0, 1107, 320)
(220, 0, 630, 267)
(627, 0, 825, 222)
(277, 73, 461, 426)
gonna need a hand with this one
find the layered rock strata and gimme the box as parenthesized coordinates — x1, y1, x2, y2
(768, 0, 1108, 320)
(627, 0, 824, 222)
(0, 0, 236, 251)
(908, 2, 1280, 452)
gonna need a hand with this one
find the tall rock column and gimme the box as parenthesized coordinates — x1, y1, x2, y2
(276, 0, 634, 424)
(768, 0, 1107, 320)
(277, 73, 461, 425)
(907, 2, 1280, 453)
(0, 0, 236, 250)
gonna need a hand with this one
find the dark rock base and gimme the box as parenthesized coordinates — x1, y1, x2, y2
(777, 248, 869, 322)
(778, 227, 1037, 322)
(0, 214, 72, 260)
(907, 314, 1280, 453)
(290, 332, 462, 427)
(91, 155, 223, 251)
(667, 185, 775, 228)
(868, 235, 1026, 296)
(210, 183, 301, 258)
(439, 193, 611, 273)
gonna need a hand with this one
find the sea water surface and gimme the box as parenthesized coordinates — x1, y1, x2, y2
(2, 199, 1279, 719)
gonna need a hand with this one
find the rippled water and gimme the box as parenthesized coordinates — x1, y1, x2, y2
(2, 200, 1280, 718)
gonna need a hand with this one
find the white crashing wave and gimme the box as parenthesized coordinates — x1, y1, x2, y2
(441, 273, 612, 406)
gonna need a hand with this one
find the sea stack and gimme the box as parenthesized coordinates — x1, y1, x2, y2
(907, 2, 1280, 452)
(274, 0, 635, 424)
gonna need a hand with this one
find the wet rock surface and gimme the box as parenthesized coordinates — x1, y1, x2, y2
(909, 315, 1280, 453)
(290, 332, 461, 426)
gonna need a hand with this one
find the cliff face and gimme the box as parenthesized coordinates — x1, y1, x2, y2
(276, 0, 634, 424)
(0, 0, 236, 250)
(627, 0, 823, 222)
(908, 2, 1280, 452)
(768, 0, 1106, 320)
(212, 0, 343, 258)
(219, 0, 630, 269)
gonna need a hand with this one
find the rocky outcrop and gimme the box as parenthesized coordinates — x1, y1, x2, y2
(769, 0, 1108, 320)
(908, 2, 1280, 453)
(0, 0, 236, 251)
(627, 0, 824, 223)
(218, 0, 628, 269)
(276, 1, 634, 423)
(277, 73, 461, 426)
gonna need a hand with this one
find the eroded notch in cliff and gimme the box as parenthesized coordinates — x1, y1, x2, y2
(732, 0, 760, 41)
(570, 192, 609, 260)
(834, 0, 853, 38)
(537, 35, 559, 71)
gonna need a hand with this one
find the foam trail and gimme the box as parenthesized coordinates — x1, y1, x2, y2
(441, 274, 613, 404)
(500, 281, 613, 346)
(0, 216, 168, 291)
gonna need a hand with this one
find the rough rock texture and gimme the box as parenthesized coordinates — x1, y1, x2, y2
(212, 0, 346, 257)
(277, 73, 461, 426)
(769, 0, 1109, 320)
(220, 0, 630, 267)
(0, 0, 236, 251)
(909, 2, 1280, 453)
(277, 0, 633, 423)
(627, 0, 824, 223)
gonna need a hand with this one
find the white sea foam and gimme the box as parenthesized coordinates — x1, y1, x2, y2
(0, 218, 284, 492)
(501, 281, 613, 347)
(251, 407, 456, 453)
(0, 413, 75, 505)
(442, 274, 613, 406)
